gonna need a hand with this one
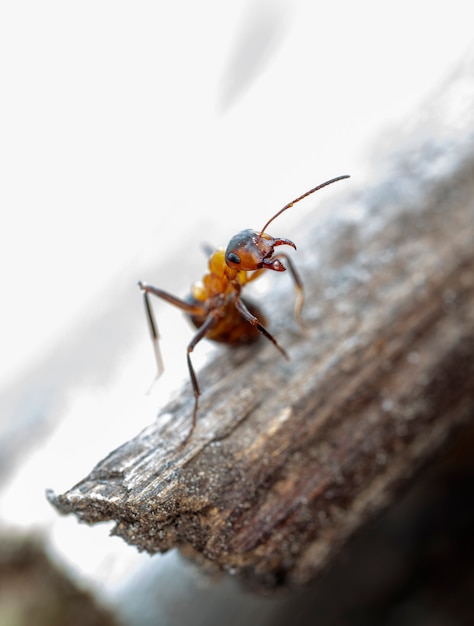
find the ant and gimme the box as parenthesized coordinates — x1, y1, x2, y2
(138, 175, 350, 443)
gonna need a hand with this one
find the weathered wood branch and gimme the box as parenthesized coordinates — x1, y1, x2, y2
(49, 66, 474, 589)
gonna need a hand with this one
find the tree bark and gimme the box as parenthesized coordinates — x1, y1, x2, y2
(49, 63, 474, 589)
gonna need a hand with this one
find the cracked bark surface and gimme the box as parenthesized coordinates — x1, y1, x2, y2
(49, 64, 474, 589)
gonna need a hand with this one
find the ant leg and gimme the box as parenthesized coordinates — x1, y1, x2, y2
(274, 253, 305, 328)
(241, 268, 265, 285)
(138, 282, 205, 314)
(138, 281, 205, 378)
(201, 243, 215, 257)
(234, 294, 289, 360)
(183, 313, 218, 444)
(243, 257, 304, 328)
(141, 286, 165, 379)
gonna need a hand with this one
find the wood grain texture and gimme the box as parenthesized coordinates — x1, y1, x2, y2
(49, 64, 474, 589)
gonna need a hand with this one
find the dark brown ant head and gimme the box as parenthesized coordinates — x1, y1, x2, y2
(225, 229, 295, 272)
(225, 175, 350, 273)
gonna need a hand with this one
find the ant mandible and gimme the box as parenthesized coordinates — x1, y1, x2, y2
(138, 174, 350, 443)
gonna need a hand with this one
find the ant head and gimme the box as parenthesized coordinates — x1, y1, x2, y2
(225, 229, 295, 272)
(225, 175, 350, 273)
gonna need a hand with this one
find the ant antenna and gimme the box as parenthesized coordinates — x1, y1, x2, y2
(259, 174, 350, 235)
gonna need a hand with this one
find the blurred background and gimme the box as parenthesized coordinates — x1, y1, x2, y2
(1, 1, 473, 624)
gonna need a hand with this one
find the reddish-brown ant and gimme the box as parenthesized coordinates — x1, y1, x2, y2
(139, 175, 349, 442)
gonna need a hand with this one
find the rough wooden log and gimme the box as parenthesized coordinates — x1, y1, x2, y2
(49, 66, 474, 589)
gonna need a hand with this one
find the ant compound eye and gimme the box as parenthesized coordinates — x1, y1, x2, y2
(226, 252, 241, 265)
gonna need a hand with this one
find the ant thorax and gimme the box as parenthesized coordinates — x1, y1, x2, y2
(191, 248, 243, 303)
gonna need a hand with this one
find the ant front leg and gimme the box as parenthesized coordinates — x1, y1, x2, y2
(234, 294, 289, 360)
(138, 281, 205, 380)
(274, 253, 305, 329)
(244, 256, 305, 329)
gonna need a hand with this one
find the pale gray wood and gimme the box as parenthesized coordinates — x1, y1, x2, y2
(49, 58, 474, 589)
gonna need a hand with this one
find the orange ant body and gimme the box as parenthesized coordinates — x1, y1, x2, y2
(139, 175, 349, 442)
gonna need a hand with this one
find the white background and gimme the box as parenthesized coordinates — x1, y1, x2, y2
(1, 0, 473, 607)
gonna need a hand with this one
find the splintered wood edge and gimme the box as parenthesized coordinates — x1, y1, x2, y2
(48, 140, 474, 588)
